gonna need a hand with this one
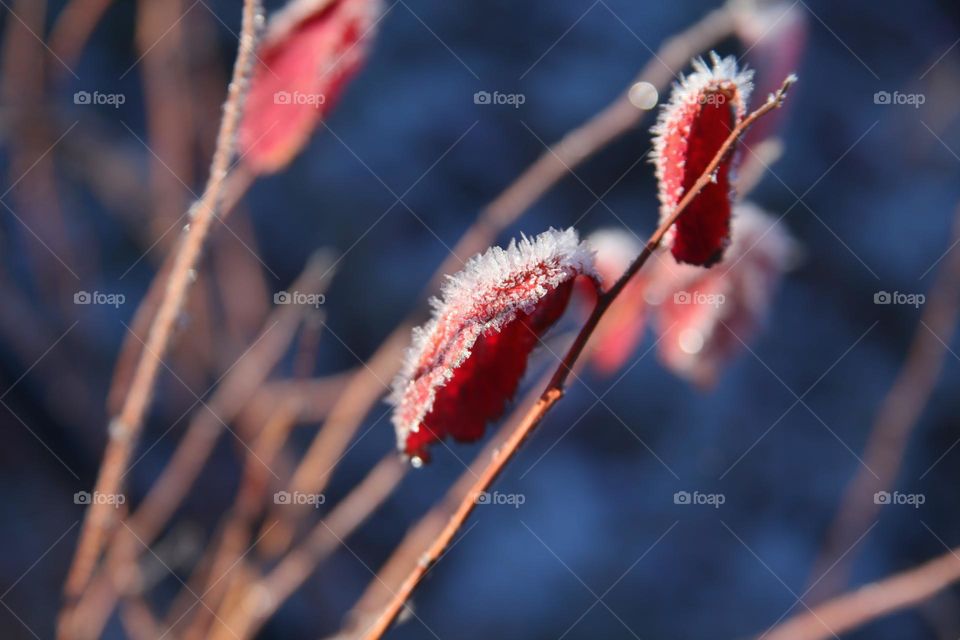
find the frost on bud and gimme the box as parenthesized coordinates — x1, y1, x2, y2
(239, 0, 381, 174)
(583, 229, 648, 375)
(651, 53, 753, 267)
(647, 203, 796, 387)
(391, 229, 599, 465)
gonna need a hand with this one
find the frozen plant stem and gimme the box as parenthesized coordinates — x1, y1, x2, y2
(257, 4, 738, 557)
(62, 0, 264, 605)
(805, 202, 960, 600)
(763, 545, 960, 640)
(364, 75, 797, 640)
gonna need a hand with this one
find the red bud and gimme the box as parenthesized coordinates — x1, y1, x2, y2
(652, 53, 753, 266)
(239, 0, 380, 174)
(391, 229, 598, 466)
(650, 203, 796, 386)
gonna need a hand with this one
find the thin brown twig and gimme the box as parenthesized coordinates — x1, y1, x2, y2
(343, 360, 561, 637)
(242, 373, 354, 428)
(212, 454, 409, 640)
(105, 164, 256, 415)
(118, 596, 166, 640)
(256, 5, 739, 557)
(806, 203, 960, 601)
(211, 210, 275, 351)
(176, 309, 332, 638)
(131, 0, 224, 399)
(62, 0, 265, 606)
(105, 3, 256, 418)
(762, 546, 960, 640)
(3, 0, 84, 297)
(65, 251, 336, 640)
(47, 0, 115, 73)
(224, 331, 576, 639)
(362, 75, 798, 640)
(178, 402, 303, 640)
(136, 0, 196, 252)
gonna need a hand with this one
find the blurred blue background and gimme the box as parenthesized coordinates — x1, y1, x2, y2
(2, 0, 960, 638)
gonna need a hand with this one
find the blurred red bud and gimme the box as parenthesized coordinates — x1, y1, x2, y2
(583, 229, 649, 375)
(649, 203, 797, 387)
(239, 0, 381, 174)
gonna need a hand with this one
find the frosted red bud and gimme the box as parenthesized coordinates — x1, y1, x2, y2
(651, 53, 753, 267)
(648, 203, 796, 387)
(391, 228, 599, 466)
(583, 229, 649, 375)
(239, 0, 380, 174)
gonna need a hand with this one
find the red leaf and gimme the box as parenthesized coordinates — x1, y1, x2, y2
(583, 229, 649, 375)
(649, 203, 796, 387)
(391, 229, 598, 466)
(239, 0, 380, 174)
(652, 53, 753, 266)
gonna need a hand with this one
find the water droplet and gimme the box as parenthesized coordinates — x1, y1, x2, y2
(679, 329, 704, 355)
(108, 418, 128, 441)
(628, 81, 659, 110)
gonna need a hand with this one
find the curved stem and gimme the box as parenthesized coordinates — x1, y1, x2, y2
(344, 353, 573, 635)
(62, 0, 264, 607)
(806, 202, 960, 600)
(64, 252, 335, 640)
(47, 0, 115, 73)
(258, 4, 739, 558)
(210, 454, 408, 640)
(762, 546, 960, 640)
(362, 76, 797, 640)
